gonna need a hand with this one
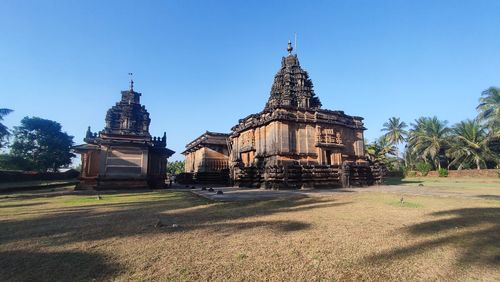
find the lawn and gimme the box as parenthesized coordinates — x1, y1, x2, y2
(0, 189, 499, 281)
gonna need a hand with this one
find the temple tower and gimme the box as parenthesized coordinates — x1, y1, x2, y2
(73, 81, 174, 189)
(229, 42, 373, 188)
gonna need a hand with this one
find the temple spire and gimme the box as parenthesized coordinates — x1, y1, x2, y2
(287, 40, 293, 55)
(128, 72, 134, 91)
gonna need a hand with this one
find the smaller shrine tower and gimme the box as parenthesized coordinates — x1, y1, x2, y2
(73, 80, 174, 189)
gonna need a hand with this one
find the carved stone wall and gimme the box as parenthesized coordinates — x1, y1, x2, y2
(227, 43, 373, 189)
(74, 84, 174, 190)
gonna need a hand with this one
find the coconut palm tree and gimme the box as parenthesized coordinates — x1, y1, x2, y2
(407, 116, 451, 169)
(365, 136, 397, 162)
(381, 117, 408, 144)
(0, 108, 13, 148)
(447, 119, 490, 170)
(381, 117, 408, 159)
(477, 87, 500, 134)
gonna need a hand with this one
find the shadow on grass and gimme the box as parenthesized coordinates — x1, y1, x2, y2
(0, 250, 122, 281)
(367, 207, 500, 267)
(383, 177, 423, 186)
(0, 192, 348, 247)
(0, 192, 350, 280)
(477, 195, 500, 201)
(0, 202, 48, 209)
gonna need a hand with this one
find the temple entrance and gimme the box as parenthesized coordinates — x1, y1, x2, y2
(325, 149, 332, 165)
(321, 148, 342, 166)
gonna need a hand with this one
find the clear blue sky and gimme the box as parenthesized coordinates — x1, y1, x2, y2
(1, 0, 499, 161)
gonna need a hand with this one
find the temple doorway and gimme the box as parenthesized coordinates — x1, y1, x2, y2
(325, 149, 332, 165)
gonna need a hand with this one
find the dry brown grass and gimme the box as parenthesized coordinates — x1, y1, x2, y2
(0, 190, 499, 281)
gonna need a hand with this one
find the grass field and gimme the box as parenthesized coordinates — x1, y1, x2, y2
(385, 176, 500, 189)
(0, 189, 499, 281)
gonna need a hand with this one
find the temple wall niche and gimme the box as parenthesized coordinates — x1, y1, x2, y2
(265, 122, 278, 155)
(255, 126, 266, 156)
(278, 122, 289, 153)
(354, 130, 365, 157)
(88, 151, 100, 177)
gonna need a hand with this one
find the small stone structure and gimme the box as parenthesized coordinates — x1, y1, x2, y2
(73, 81, 174, 189)
(180, 131, 230, 184)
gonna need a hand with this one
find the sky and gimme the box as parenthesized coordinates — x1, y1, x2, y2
(1, 0, 499, 162)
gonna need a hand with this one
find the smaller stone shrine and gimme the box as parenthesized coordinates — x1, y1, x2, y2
(73, 80, 174, 189)
(180, 131, 230, 184)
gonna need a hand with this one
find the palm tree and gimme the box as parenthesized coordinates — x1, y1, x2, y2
(407, 116, 451, 169)
(381, 117, 408, 159)
(0, 108, 13, 148)
(477, 87, 500, 134)
(365, 136, 397, 162)
(447, 119, 490, 170)
(381, 117, 408, 144)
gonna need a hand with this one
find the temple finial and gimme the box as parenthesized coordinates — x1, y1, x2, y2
(85, 126, 92, 138)
(128, 72, 134, 91)
(287, 40, 293, 55)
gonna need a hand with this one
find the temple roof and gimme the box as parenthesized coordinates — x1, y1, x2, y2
(101, 80, 151, 137)
(182, 131, 230, 154)
(264, 41, 322, 111)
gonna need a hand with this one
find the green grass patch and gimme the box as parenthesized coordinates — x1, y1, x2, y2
(384, 176, 500, 189)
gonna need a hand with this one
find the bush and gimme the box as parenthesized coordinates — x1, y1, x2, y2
(406, 171, 417, 177)
(0, 154, 36, 171)
(416, 162, 432, 176)
(438, 168, 448, 177)
(401, 166, 416, 178)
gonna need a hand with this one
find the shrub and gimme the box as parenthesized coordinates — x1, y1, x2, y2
(406, 170, 417, 177)
(416, 162, 432, 176)
(438, 168, 448, 177)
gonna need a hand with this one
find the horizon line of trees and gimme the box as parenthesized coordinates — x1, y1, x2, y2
(366, 86, 499, 171)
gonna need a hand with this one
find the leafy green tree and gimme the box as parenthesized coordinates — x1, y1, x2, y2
(10, 117, 75, 172)
(167, 160, 184, 175)
(477, 87, 500, 134)
(447, 119, 492, 170)
(0, 108, 13, 148)
(0, 154, 36, 170)
(407, 116, 451, 169)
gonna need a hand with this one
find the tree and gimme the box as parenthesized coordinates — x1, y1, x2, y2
(381, 117, 408, 145)
(381, 117, 408, 159)
(10, 117, 75, 172)
(0, 108, 13, 148)
(476, 87, 500, 134)
(407, 116, 451, 169)
(0, 154, 36, 170)
(167, 160, 184, 175)
(365, 136, 397, 162)
(447, 119, 493, 170)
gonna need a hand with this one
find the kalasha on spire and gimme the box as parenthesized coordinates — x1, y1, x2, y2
(264, 41, 322, 111)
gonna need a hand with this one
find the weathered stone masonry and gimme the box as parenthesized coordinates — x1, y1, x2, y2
(74, 81, 174, 189)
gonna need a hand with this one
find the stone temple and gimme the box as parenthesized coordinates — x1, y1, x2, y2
(73, 81, 174, 189)
(182, 42, 382, 188)
(181, 131, 230, 184)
